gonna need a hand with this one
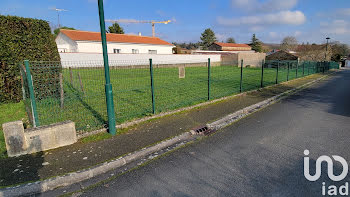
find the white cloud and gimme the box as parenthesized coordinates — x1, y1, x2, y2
(216, 33, 228, 42)
(217, 10, 306, 26)
(269, 32, 278, 38)
(320, 20, 350, 35)
(294, 31, 302, 37)
(336, 8, 350, 17)
(231, 0, 298, 13)
(249, 26, 264, 32)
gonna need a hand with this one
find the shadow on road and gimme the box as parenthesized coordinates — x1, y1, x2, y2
(282, 71, 350, 117)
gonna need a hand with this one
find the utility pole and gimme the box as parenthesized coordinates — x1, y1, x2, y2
(97, 0, 117, 135)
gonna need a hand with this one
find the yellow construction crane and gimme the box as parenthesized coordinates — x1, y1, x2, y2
(106, 19, 171, 37)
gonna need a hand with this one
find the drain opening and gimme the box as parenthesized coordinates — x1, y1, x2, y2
(191, 126, 215, 135)
(192, 126, 208, 133)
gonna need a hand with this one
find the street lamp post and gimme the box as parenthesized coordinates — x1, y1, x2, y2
(325, 37, 330, 60)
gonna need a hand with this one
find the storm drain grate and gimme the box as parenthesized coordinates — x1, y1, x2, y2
(191, 125, 216, 135)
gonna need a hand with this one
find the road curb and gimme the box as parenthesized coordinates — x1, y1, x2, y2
(0, 72, 335, 197)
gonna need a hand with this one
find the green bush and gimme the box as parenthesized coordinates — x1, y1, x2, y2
(0, 15, 60, 103)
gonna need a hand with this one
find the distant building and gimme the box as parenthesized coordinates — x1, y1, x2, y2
(193, 42, 263, 67)
(208, 42, 252, 51)
(266, 50, 299, 61)
(345, 54, 350, 67)
(266, 49, 280, 56)
(55, 29, 174, 54)
(172, 47, 192, 54)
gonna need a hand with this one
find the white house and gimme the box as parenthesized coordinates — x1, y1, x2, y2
(55, 29, 174, 54)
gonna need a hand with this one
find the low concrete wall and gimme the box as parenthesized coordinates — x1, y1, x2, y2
(59, 53, 221, 68)
(2, 121, 77, 157)
(221, 53, 239, 66)
(221, 52, 266, 67)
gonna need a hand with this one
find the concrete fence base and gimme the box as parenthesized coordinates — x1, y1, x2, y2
(2, 121, 77, 157)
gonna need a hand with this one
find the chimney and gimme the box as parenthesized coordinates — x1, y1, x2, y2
(138, 32, 142, 36)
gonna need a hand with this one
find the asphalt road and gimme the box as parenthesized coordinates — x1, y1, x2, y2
(80, 70, 350, 197)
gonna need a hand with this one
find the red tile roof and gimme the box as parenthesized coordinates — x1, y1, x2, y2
(60, 29, 173, 46)
(214, 42, 251, 48)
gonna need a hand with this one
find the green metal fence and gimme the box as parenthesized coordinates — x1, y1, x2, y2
(19, 59, 339, 134)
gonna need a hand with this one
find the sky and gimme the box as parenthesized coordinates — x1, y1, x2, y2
(1, 0, 349, 45)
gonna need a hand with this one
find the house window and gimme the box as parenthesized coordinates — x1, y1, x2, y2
(148, 50, 157, 54)
(113, 49, 121, 53)
(58, 48, 67, 53)
(132, 49, 139, 54)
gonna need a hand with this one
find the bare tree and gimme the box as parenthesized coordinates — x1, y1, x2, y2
(297, 44, 331, 61)
(226, 37, 236, 43)
(331, 42, 350, 61)
(281, 36, 298, 52)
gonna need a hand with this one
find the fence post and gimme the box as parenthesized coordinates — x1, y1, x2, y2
(276, 61, 279, 84)
(77, 72, 85, 94)
(240, 59, 243, 92)
(208, 58, 211, 100)
(287, 61, 290, 81)
(316, 62, 318, 73)
(260, 60, 264, 88)
(307, 61, 310, 75)
(24, 60, 40, 127)
(69, 67, 74, 86)
(19, 63, 26, 101)
(302, 62, 305, 76)
(296, 62, 298, 78)
(98, 0, 116, 135)
(314, 62, 316, 73)
(59, 73, 64, 108)
(149, 59, 155, 114)
(323, 61, 325, 73)
(327, 61, 330, 71)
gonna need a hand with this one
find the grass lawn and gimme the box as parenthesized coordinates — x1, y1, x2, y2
(29, 64, 318, 133)
(0, 102, 27, 159)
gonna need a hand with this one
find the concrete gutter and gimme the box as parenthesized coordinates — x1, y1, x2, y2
(0, 72, 336, 197)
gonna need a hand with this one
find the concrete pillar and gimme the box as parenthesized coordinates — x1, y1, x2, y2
(2, 121, 27, 157)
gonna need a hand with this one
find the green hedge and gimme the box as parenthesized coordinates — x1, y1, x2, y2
(0, 15, 60, 103)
